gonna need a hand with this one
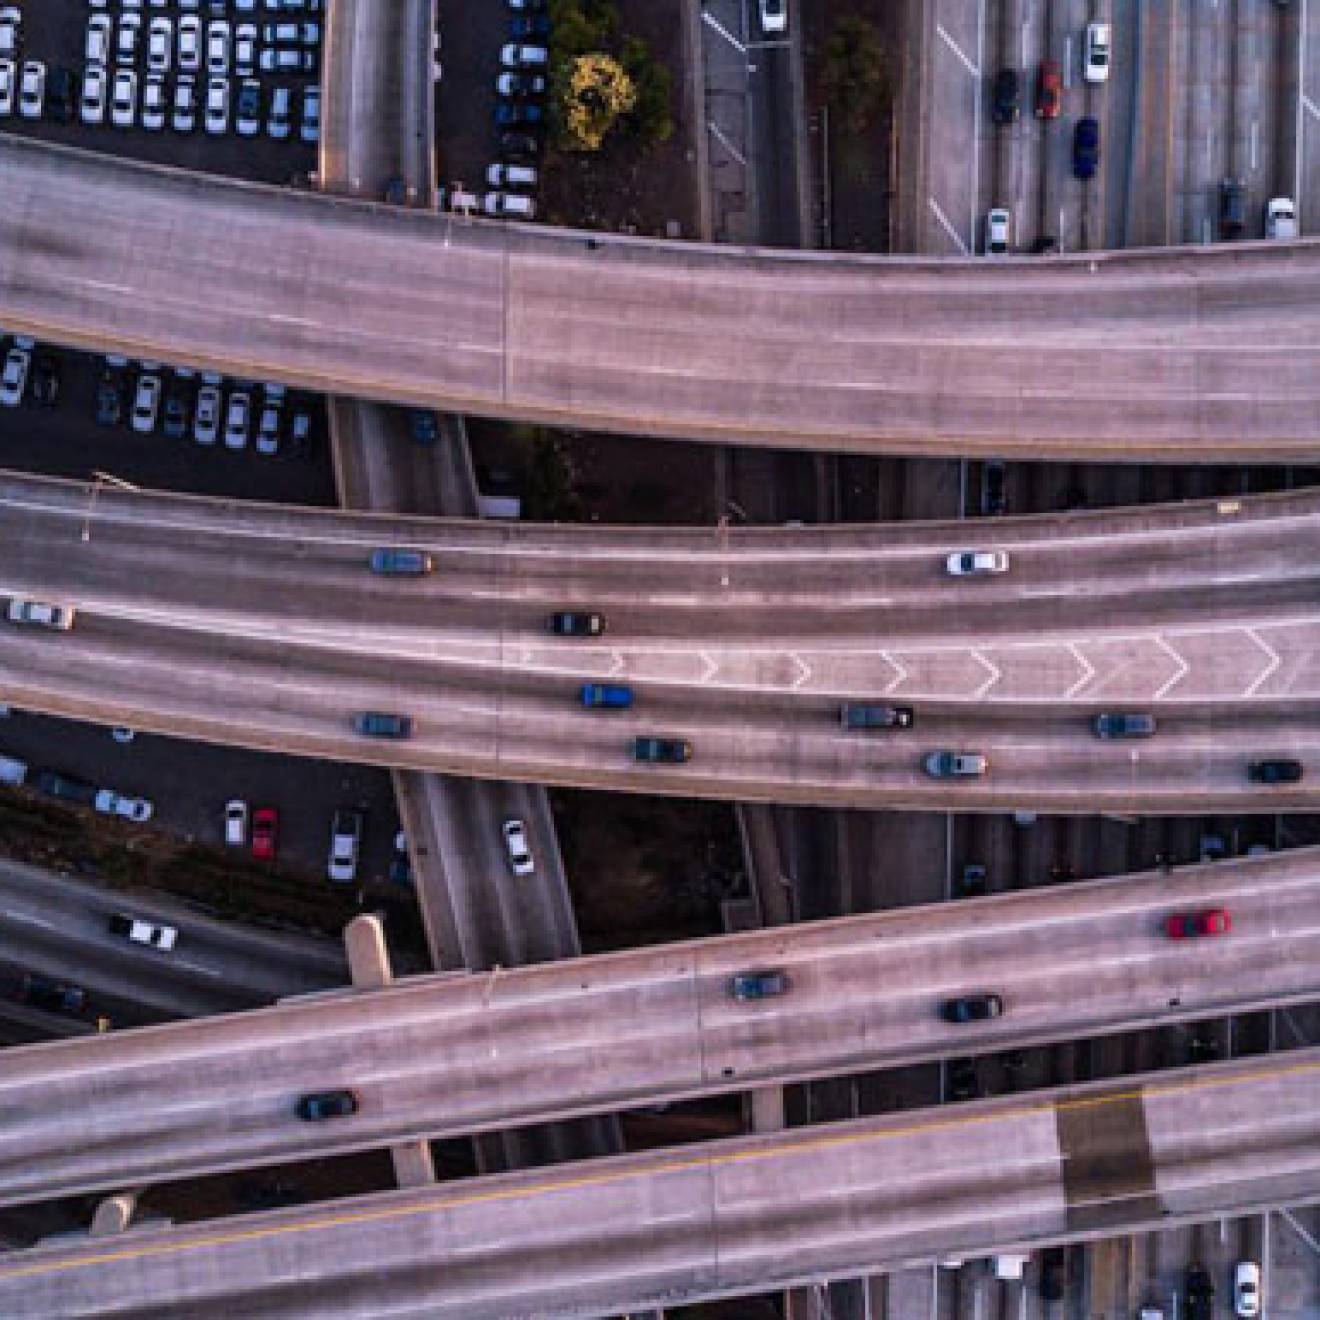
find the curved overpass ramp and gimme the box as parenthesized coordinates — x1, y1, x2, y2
(1, 135, 1319, 460)
(2, 1052, 1316, 1317)
(1, 852, 1316, 1208)
(2, 474, 1318, 812)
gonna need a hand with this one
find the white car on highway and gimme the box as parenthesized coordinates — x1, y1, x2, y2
(502, 818, 535, 876)
(946, 549, 1010, 577)
(1083, 21, 1110, 83)
(6, 597, 74, 630)
(109, 913, 177, 950)
(95, 788, 155, 823)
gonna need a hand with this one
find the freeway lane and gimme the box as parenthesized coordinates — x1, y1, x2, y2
(1, 475, 1318, 810)
(3, 1052, 1316, 1318)
(0, 851, 1316, 1208)
(0, 134, 1319, 459)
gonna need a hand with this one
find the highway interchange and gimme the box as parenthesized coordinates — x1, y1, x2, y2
(0, 0, 1318, 1313)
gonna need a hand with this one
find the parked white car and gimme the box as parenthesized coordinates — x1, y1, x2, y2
(0, 345, 28, 405)
(224, 799, 249, 846)
(95, 788, 154, 823)
(18, 59, 44, 119)
(80, 65, 107, 124)
(204, 75, 228, 134)
(147, 15, 172, 73)
(111, 67, 137, 127)
(1265, 196, 1297, 240)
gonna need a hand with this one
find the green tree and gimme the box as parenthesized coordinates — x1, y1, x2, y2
(622, 36, 674, 145)
(821, 16, 891, 134)
(558, 52, 637, 152)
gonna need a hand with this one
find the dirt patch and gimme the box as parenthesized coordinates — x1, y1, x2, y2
(468, 419, 721, 526)
(552, 788, 743, 952)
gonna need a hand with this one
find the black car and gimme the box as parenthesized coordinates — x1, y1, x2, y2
(992, 69, 1019, 124)
(45, 67, 75, 124)
(1248, 758, 1303, 784)
(509, 14, 550, 38)
(1029, 234, 1060, 255)
(729, 969, 789, 1000)
(940, 993, 1004, 1024)
(352, 711, 413, 739)
(1039, 1247, 1066, 1302)
(955, 863, 987, 898)
(29, 356, 60, 408)
(947, 1058, 979, 1101)
(409, 409, 438, 444)
(20, 974, 87, 1016)
(633, 735, 693, 764)
(95, 374, 123, 427)
(495, 99, 545, 128)
(499, 130, 543, 161)
(1072, 116, 1100, 179)
(1093, 712, 1156, 739)
(162, 392, 190, 440)
(1219, 179, 1246, 239)
(1185, 1267, 1214, 1320)
(296, 1090, 359, 1122)
(548, 610, 605, 637)
(33, 770, 98, 806)
(840, 703, 914, 730)
(981, 460, 1006, 515)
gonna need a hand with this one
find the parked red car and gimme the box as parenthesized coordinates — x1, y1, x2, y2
(251, 807, 279, 862)
(1035, 59, 1062, 118)
(1165, 908, 1231, 939)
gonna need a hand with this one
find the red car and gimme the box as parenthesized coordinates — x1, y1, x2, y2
(1035, 59, 1062, 119)
(1165, 908, 1231, 939)
(251, 807, 279, 861)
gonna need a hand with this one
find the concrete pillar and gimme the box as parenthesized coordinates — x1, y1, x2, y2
(90, 1193, 138, 1237)
(344, 914, 392, 990)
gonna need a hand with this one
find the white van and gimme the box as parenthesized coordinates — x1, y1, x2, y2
(0, 754, 27, 787)
(484, 191, 535, 220)
(486, 162, 538, 190)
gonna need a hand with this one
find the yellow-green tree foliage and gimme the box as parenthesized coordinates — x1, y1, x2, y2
(561, 52, 636, 152)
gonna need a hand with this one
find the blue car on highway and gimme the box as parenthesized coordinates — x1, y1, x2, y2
(580, 683, 633, 709)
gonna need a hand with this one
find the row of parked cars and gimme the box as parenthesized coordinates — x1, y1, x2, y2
(484, 2, 553, 220)
(98, 357, 314, 453)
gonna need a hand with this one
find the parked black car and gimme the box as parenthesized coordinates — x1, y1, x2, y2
(495, 100, 545, 128)
(840, 703, 913, 730)
(20, 974, 87, 1016)
(29, 356, 60, 408)
(95, 373, 123, 427)
(509, 14, 550, 39)
(499, 130, 543, 161)
(1219, 179, 1246, 239)
(45, 67, 75, 124)
(32, 770, 97, 806)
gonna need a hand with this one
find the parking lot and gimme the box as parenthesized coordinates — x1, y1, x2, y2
(0, 0, 319, 181)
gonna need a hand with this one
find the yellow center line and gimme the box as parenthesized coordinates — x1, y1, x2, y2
(2, 1055, 1316, 1285)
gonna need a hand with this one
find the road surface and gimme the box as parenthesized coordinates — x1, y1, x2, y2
(0, 849, 1315, 1207)
(2, 474, 1319, 812)
(2, 1049, 1315, 1317)
(0, 134, 1318, 460)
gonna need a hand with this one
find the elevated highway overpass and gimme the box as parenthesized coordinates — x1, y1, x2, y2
(0, 134, 1318, 461)
(1, 473, 1318, 811)
(1, 850, 1316, 1208)
(2, 1050, 1316, 1317)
